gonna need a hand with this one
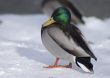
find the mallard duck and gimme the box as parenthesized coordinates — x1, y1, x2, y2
(41, 7, 97, 73)
(42, 0, 85, 25)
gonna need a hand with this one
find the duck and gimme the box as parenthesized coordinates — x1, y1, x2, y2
(41, 7, 97, 73)
(42, 0, 85, 25)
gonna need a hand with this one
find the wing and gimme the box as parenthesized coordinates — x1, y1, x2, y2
(68, 24, 97, 60)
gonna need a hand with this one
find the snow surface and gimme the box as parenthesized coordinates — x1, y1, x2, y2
(0, 14, 110, 78)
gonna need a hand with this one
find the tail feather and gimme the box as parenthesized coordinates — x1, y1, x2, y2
(76, 57, 93, 72)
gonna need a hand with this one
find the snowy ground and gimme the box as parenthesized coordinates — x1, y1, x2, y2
(0, 14, 110, 78)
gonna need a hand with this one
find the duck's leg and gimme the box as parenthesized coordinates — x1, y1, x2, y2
(44, 58, 61, 68)
(54, 58, 60, 66)
(44, 58, 72, 68)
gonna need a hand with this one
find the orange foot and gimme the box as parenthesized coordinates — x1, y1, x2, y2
(44, 63, 72, 68)
(44, 65, 65, 68)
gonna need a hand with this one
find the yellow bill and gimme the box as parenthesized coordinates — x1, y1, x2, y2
(42, 18, 56, 27)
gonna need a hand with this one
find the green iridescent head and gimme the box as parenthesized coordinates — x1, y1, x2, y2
(52, 7, 71, 26)
(43, 7, 71, 27)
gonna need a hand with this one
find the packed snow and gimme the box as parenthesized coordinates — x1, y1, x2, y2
(0, 14, 110, 78)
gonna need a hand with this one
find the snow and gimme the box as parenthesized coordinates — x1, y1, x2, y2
(0, 14, 110, 78)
